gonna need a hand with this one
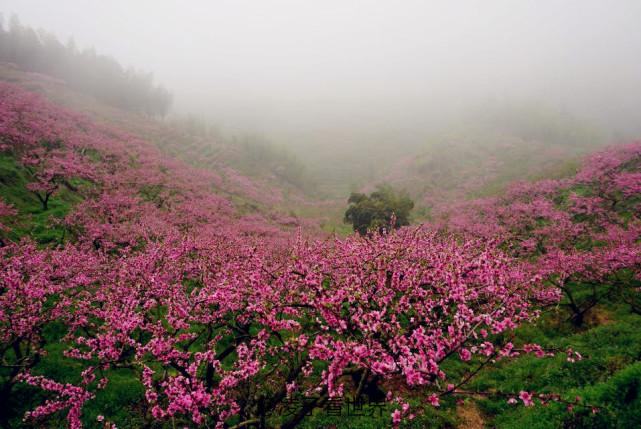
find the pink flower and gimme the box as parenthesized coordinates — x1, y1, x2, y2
(459, 348, 472, 362)
(428, 394, 440, 407)
(519, 391, 534, 407)
(391, 409, 402, 424)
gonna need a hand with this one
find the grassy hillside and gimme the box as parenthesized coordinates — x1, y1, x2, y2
(1, 66, 640, 429)
(0, 153, 82, 244)
(0, 63, 325, 223)
(381, 102, 605, 212)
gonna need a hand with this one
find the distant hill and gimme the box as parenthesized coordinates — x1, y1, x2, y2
(0, 15, 172, 116)
(377, 102, 606, 217)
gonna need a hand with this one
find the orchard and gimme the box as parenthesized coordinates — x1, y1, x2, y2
(1, 80, 640, 428)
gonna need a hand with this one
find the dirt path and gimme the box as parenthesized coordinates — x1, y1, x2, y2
(457, 401, 485, 429)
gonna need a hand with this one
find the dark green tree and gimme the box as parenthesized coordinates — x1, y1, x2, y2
(344, 185, 414, 235)
(0, 14, 173, 117)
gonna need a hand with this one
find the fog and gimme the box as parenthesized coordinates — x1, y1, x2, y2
(3, 0, 641, 165)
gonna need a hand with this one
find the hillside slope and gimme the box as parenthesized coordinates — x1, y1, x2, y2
(0, 66, 640, 429)
(0, 63, 324, 241)
(380, 103, 606, 213)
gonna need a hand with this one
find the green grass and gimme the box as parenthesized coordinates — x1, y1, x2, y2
(0, 153, 82, 245)
(6, 339, 147, 428)
(469, 303, 641, 428)
(295, 400, 458, 429)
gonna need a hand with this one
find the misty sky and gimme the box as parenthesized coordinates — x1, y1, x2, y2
(3, 0, 641, 141)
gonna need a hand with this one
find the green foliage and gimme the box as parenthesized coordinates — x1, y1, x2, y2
(344, 185, 414, 235)
(234, 135, 313, 192)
